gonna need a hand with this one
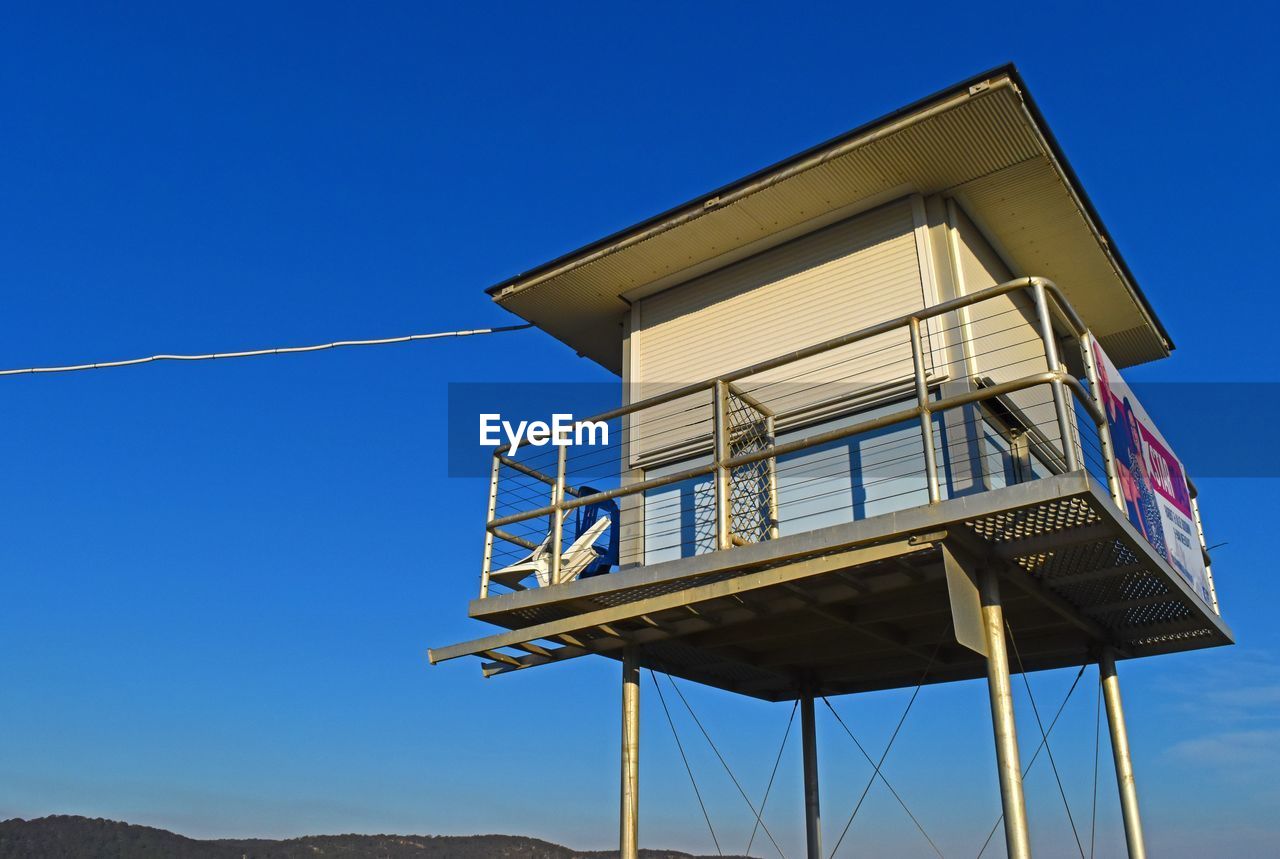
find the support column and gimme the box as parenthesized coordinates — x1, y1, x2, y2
(1100, 648, 1146, 859)
(800, 689, 822, 859)
(980, 566, 1032, 859)
(620, 646, 640, 859)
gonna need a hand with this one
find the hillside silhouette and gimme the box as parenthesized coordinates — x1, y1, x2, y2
(0, 816, 755, 859)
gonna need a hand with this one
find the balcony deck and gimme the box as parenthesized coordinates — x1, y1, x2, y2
(431, 472, 1231, 700)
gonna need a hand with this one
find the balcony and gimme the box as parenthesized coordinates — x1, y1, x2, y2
(432, 278, 1229, 698)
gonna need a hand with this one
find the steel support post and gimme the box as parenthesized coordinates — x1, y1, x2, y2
(1188, 490, 1221, 614)
(1031, 280, 1079, 473)
(800, 689, 822, 859)
(620, 645, 640, 859)
(980, 565, 1032, 859)
(479, 451, 501, 598)
(549, 442, 567, 585)
(1100, 648, 1146, 859)
(712, 380, 732, 550)
(1079, 332, 1125, 509)
(909, 316, 941, 503)
(765, 414, 780, 540)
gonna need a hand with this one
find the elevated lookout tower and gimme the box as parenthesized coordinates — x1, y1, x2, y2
(431, 65, 1229, 858)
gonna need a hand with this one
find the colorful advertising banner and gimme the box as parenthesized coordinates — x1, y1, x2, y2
(1091, 338, 1212, 606)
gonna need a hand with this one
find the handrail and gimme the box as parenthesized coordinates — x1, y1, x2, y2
(478, 275, 1191, 598)
(592, 277, 1076, 426)
(487, 277, 1080, 456)
(488, 370, 1074, 531)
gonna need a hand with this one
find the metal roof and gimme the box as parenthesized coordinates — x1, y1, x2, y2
(486, 65, 1172, 372)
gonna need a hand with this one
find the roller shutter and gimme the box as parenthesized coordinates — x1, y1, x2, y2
(630, 199, 927, 463)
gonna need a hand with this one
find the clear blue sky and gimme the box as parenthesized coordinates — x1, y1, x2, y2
(2, 2, 1277, 856)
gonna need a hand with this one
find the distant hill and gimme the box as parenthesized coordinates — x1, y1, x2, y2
(0, 816, 755, 859)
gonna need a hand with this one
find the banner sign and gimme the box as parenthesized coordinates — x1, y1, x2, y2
(1091, 338, 1212, 605)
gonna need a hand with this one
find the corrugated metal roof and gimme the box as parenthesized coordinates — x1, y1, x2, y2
(488, 65, 1171, 373)
(950, 155, 1166, 366)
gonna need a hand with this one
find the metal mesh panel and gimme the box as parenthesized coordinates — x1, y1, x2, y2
(726, 388, 774, 546)
(964, 495, 1100, 543)
(587, 569, 754, 608)
(490, 567, 765, 631)
(968, 493, 1219, 651)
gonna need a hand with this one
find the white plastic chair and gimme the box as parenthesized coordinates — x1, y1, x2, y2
(489, 515, 611, 589)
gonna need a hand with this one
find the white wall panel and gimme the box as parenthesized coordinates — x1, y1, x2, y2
(631, 199, 927, 463)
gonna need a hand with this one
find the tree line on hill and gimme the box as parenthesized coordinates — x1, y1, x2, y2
(0, 816, 757, 859)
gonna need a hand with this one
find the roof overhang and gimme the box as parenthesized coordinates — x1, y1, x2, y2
(487, 65, 1173, 374)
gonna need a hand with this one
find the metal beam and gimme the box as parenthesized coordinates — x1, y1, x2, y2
(799, 642, 1092, 698)
(780, 583, 948, 665)
(481, 643, 587, 676)
(432, 539, 935, 664)
(621, 645, 640, 859)
(752, 623, 1085, 685)
(480, 617, 714, 676)
(801, 689, 822, 859)
(833, 569, 873, 593)
(482, 582, 966, 678)
(481, 613, 803, 683)
(691, 586, 955, 655)
(998, 560, 1117, 645)
(945, 528, 1120, 652)
(1100, 648, 1146, 859)
(980, 564, 1032, 859)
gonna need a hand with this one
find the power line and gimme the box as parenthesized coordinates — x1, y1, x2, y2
(0, 323, 533, 377)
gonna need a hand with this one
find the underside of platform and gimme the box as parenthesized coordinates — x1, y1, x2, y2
(430, 473, 1231, 701)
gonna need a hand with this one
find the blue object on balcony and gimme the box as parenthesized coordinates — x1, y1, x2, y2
(575, 486, 619, 577)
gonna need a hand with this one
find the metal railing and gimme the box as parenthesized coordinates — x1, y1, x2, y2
(477, 276, 1172, 598)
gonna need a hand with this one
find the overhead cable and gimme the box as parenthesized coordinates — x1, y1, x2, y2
(0, 323, 533, 377)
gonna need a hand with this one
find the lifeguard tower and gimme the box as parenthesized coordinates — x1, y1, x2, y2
(430, 65, 1229, 858)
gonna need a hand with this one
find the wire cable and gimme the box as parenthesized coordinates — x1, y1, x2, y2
(664, 672, 788, 859)
(746, 700, 799, 857)
(650, 669, 723, 856)
(822, 697, 944, 858)
(1005, 622, 1086, 859)
(975, 663, 1088, 858)
(827, 623, 949, 858)
(0, 323, 533, 376)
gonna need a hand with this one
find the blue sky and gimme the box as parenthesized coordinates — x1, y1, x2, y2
(1, 2, 1277, 856)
